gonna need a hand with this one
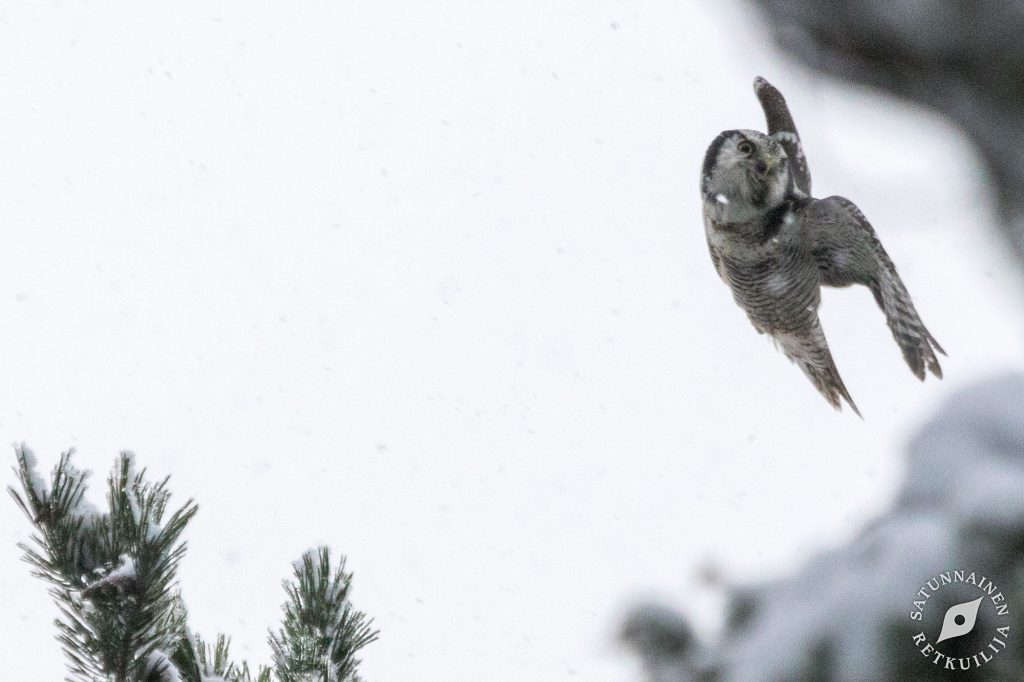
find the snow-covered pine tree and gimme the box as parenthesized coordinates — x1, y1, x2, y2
(269, 548, 378, 682)
(9, 446, 378, 682)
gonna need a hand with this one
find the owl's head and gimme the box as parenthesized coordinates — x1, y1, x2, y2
(700, 129, 792, 223)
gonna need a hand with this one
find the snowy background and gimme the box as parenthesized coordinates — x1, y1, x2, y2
(2, 2, 1023, 681)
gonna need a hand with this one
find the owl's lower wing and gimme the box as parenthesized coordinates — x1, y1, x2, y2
(776, 325, 860, 416)
(753, 77, 811, 196)
(808, 196, 945, 380)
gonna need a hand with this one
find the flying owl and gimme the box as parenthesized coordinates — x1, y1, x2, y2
(700, 77, 944, 415)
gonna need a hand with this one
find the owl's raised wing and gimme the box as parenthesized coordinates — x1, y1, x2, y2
(754, 77, 811, 197)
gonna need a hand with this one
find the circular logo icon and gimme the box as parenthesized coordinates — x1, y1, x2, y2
(910, 570, 1011, 671)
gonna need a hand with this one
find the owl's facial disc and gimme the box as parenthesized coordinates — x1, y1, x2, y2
(730, 133, 780, 177)
(702, 130, 790, 222)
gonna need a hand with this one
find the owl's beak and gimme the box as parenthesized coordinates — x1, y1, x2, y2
(755, 155, 771, 175)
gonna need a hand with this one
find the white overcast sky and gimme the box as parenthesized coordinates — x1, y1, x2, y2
(2, 2, 1022, 681)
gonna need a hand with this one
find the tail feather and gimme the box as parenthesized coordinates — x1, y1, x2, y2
(797, 352, 862, 418)
(776, 327, 861, 418)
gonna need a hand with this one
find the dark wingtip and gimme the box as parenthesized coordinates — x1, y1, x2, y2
(753, 76, 771, 92)
(909, 342, 944, 381)
(925, 330, 944, 378)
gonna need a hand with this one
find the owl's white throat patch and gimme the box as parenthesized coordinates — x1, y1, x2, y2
(706, 184, 766, 224)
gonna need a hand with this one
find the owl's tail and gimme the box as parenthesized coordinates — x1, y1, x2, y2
(777, 326, 862, 418)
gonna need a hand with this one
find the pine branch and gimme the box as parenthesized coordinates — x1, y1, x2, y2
(9, 446, 198, 682)
(269, 547, 379, 682)
(235, 663, 274, 682)
(170, 633, 260, 682)
(11, 448, 378, 682)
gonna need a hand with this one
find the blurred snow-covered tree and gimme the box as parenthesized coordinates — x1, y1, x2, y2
(9, 447, 378, 682)
(621, 376, 1024, 681)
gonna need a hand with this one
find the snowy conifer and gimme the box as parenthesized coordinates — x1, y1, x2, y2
(10, 447, 377, 682)
(269, 548, 378, 682)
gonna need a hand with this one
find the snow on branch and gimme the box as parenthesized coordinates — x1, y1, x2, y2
(270, 547, 379, 682)
(10, 448, 377, 682)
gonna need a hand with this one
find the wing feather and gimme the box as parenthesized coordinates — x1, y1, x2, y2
(806, 196, 945, 380)
(754, 77, 812, 196)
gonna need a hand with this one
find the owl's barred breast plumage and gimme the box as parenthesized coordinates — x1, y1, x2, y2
(701, 77, 944, 415)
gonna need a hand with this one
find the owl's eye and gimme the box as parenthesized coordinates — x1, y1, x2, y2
(737, 140, 755, 156)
